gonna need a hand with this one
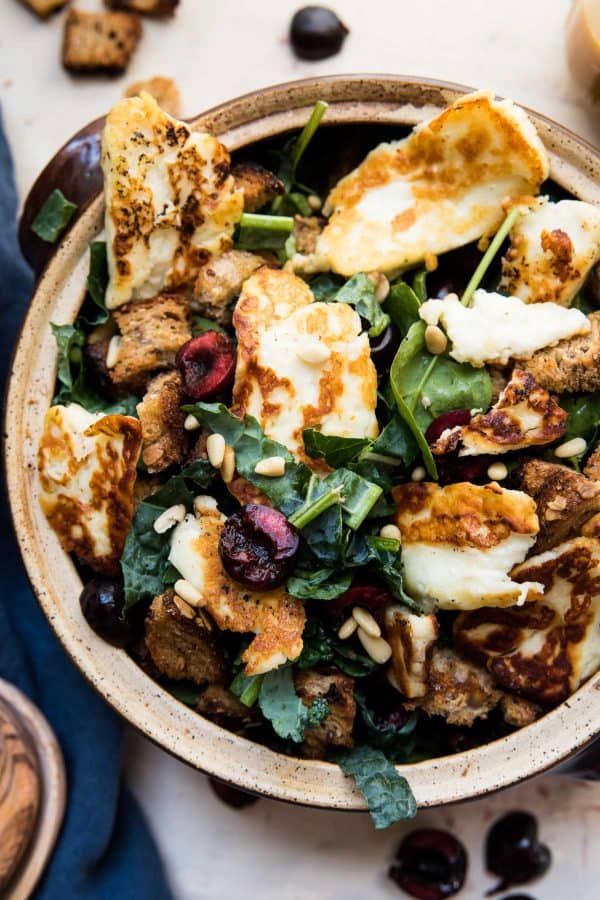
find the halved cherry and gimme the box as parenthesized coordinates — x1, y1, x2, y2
(219, 504, 300, 589)
(389, 829, 468, 899)
(176, 332, 236, 400)
(370, 322, 402, 372)
(425, 409, 471, 446)
(327, 583, 394, 626)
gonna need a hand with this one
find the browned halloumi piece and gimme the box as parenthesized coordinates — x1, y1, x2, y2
(231, 162, 284, 213)
(294, 670, 356, 759)
(385, 605, 438, 698)
(192, 250, 263, 326)
(523, 311, 600, 393)
(38, 404, 142, 575)
(62, 10, 142, 75)
(137, 370, 187, 473)
(513, 458, 600, 553)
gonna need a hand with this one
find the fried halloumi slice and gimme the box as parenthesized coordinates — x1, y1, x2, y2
(392, 482, 543, 610)
(168, 504, 305, 675)
(419, 290, 590, 367)
(385, 605, 438, 698)
(38, 404, 142, 575)
(432, 369, 567, 456)
(455, 537, 600, 705)
(102, 92, 244, 309)
(500, 197, 600, 306)
(315, 90, 548, 276)
(232, 267, 378, 468)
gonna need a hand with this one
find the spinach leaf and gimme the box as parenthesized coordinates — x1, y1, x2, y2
(31, 188, 77, 243)
(370, 416, 418, 467)
(298, 619, 377, 677)
(412, 269, 428, 303)
(337, 746, 417, 829)
(334, 273, 390, 338)
(562, 393, 600, 440)
(302, 429, 369, 468)
(271, 99, 328, 214)
(287, 566, 353, 600)
(258, 666, 328, 742)
(309, 273, 343, 301)
(386, 280, 421, 334)
(85, 241, 109, 323)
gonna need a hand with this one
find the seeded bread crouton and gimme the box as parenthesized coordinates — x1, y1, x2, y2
(294, 669, 356, 759)
(294, 216, 325, 255)
(124, 75, 181, 117)
(105, 0, 178, 16)
(144, 591, 226, 685)
(513, 458, 600, 553)
(412, 646, 503, 727)
(137, 370, 187, 473)
(62, 9, 142, 75)
(193, 251, 263, 326)
(232, 162, 284, 213)
(584, 444, 600, 482)
(20, 0, 68, 18)
(110, 294, 191, 393)
(500, 694, 541, 728)
(196, 685, 259, 733)
(523, 311, 600, 393)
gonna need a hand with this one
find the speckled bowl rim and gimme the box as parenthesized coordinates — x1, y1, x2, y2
(5, 74, 600, 811)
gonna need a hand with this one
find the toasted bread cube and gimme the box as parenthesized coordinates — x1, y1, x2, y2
(523, 311, 600, 393)
(584, 444, 600, 482)
(413, 646, 503, 727)
(196, 685, 259, 733)
(500, 694, 541, 728)
(105, 0, 178, 16)
(20, 0, 68, 18)
(232, 162, 284, 213)
(294, 670, 356, 759)
(110, 294, 191, 393)
(193, 250, 263, 326)
(137, 370, 187, 473)
(62, 9, 142, 75)
(124, 75, 181, 117)
(144, 591, 226, 685)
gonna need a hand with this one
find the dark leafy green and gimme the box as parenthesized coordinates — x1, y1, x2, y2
(302, 429, 369, 468)
(167, 683, 202, 707)
(85, 241, 109, 322)
(334, 273, 390, 338)
(298, 619, 377, 677)
(271, 99, 328, 215)
(385, 280, 421, 334)
(287, 566, 353, 600)
(191, 315, 227, 335)
(370, 416, 418, 467)
(562, 393, 600, 440)
(337, 745, 417, 828)
(230, 672, 263, 707)
(258, 666, 328, 742)
(356, 693, 420, 760)
(31, 188, 77, 243)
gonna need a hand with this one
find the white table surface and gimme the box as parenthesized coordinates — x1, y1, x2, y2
(3, 0, 600, 897)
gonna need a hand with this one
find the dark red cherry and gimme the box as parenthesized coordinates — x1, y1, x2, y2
(425, 409, 471, 446)
(427, 243, 484, 299)
(176, 332, 236, 400)
(209, 778, 259, 809)
(485, 811, 551, 895)
(219, 504, 300, 589)
(80, 578, 143, 647)
(437, 454, 495, 486)
(389, 828, 468, 899)
(327, 583, 393, 624)
(370, 322, 402, 372)
(290, 6, 349, 60)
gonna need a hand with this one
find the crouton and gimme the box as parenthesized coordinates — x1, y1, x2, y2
(85, 319, 118, 394)
(144, 591, 226, 685)
(137, 371, 187, 473)
(124, 75, 181, 117)
(232, 162, 284, 213)
(20, 0, 68, 18)
(523, 311, 600, 393)
(62, 9, 142, 75)
(110, 293, 191, 393)
(500, 694, 541, 728)
(196, 685, 259, 733)
(412, 646, 503, 727)
(105, 0, 178, 16)
(513, 458, 600, 553)
(584, 444, 600, 482)
(192, 251, 263, 326)
(294, 670, 356, 759)
(293, 216, 325, 255)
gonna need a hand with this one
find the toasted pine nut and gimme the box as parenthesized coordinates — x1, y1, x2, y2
(105, 335, 122, 369)
(207, 433, 226, 468)
(487, 462, 508, 481)
(545, 508, 563, 521)
(184, 414, 201, 431)
(172, 594, 195, 620)
(297, 341, 331, 365)
(338, 617, 357, 640)
(555, 437, 587, 458)
(174, 579, 204, 608)
(380, 523, 401, 542)
(254, 456, 286, 477)
(221, 445, 236, 483)
(367, 271, 390, 303)
(194, 494, 218, 517)
(153, 504, 186, 534)
(307, 194, 322, 211)
(352, 606, 381, 638)
(357, 628, 392, 664)
(424, 252, 438, 272)
(425, 324, 447, 355)
(411, 466, 426, 482)
(548, 496, 568, 511)
(421, 395, 432, 410)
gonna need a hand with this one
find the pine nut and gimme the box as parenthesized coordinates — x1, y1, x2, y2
(555, 437, 587, 458)
(153, 503, 186, 534)
(357, 628, 392, 664)
(379, 523, 401, 542)
(105, 335, 122, 369)
(184, 414, 201, 431)
(545, 508, 563, 521)
(487, 462, 508, 481)
(307, 194, 322, 211)
(411, 466, 426, 482)
(174, 579, 204, 608)
(338, 617, 357, 640)
(254, 456, 286, 477)
(194, 494, 218, 516)
(367, 271, 390, 303)
(297, 341, 331, 365)
(172, 594, 195, 619)
(421, 395, 432, 409)
(548, 496, 567, 511)
(207, 433, 226, 468)
(425, 324, 447, 355)
(221, 445, 236, 483)
(352, 606, 381, 638)
(424, 252, 438, 272)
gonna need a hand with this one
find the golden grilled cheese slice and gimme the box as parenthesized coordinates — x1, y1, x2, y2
(168, 506, 305, 675)
(385, 605, 438, 699)
(500, 197, 600, 306)
(392, 482, 543, 610)
(316, 90, 549, 276)
(102, 92, 244, 309)
(232, 267, 378, 468)
(38, 404, 142, 575)
(455, 537, 600, 705)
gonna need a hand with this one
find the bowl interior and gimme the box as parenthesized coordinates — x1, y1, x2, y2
(6, 75, 600, 810)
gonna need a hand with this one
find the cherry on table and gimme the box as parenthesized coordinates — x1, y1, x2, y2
(219, 504, 300, 589)
(389, 828, 468, 899)
(485, 811, 551, 895)
(290, 6, 349, 60)
(209, 778, 259, 809)
(176, 332, 236, 401)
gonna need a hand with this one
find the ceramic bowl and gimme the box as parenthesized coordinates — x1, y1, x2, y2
(6, 75, 600, 810)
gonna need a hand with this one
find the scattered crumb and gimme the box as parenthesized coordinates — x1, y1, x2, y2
(19, 0, 68, 19)
(62, 9, 143, 76)
(3, 79, 13, 88)
(124, 75, 181, 117)
(104, 0, 179, 16)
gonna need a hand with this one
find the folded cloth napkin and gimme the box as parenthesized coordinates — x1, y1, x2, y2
(0, 110, 173, 900)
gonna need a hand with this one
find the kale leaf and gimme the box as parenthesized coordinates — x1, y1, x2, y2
(31, 188, 77, 243)
(302, 429, 370, 468)
(337, 745, 417, 829)
(258, 666, 328, 742)
(298, 619, 377, 678)
(334, 273, 390, 338)
(287, 566, 353, 600)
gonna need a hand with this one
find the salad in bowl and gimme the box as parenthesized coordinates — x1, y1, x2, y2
(33, 86, 600, 826)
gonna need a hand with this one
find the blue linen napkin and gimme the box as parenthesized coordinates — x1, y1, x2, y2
(0, 110, 174, 900)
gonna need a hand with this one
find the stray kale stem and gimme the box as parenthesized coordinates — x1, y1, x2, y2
(239, 213, 295, 231)
(290, 100, 328, 178)
(288, 486, 341, 530)
(460, 205, 523, 307)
